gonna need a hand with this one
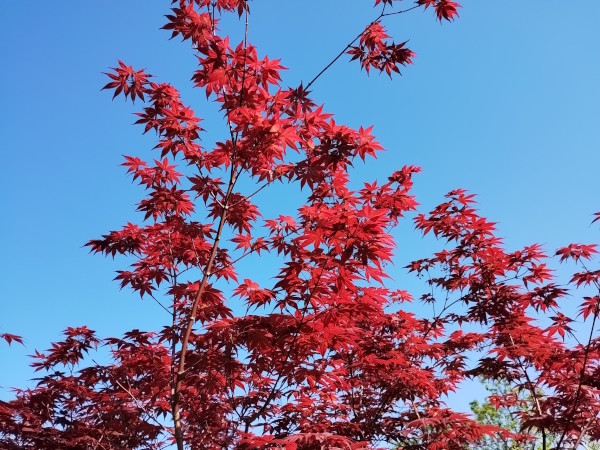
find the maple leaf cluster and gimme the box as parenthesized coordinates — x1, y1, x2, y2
(348, 22, 415, 76)
(418, 0, 461, 22)
(2, 1, 599, 450)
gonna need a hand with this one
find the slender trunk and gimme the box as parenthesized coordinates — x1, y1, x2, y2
(171, 168, 238, 450)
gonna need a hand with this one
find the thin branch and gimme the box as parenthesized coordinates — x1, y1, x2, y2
(113, 378, 173, 436)
(171, 7, 251, 450)
(381, 4, 421, 18)
(148, 291, 172, 315)
(555, 262, 600, 450)
(91, 359, 172, 437)
(572, 415, 596, 450)
(166, 229, 180, 441)
(555, 299, 599, 448)
(171, 162, 238, 449)
(304, 3, 421, 90)
(507, 333, 547, 449)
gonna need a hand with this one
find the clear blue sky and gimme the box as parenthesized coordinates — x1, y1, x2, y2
(1, 1, 599, 415)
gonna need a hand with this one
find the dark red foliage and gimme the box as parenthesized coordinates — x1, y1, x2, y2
(0, 333, 23, 346)
(2, 1, 599, 450)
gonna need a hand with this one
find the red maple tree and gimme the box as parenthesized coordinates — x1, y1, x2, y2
(1, 1, 599, 449)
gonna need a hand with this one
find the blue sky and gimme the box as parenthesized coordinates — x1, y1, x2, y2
(1, 0, 599, 416)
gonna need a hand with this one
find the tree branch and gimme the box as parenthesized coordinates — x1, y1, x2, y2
(304, 3, 420, 90)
